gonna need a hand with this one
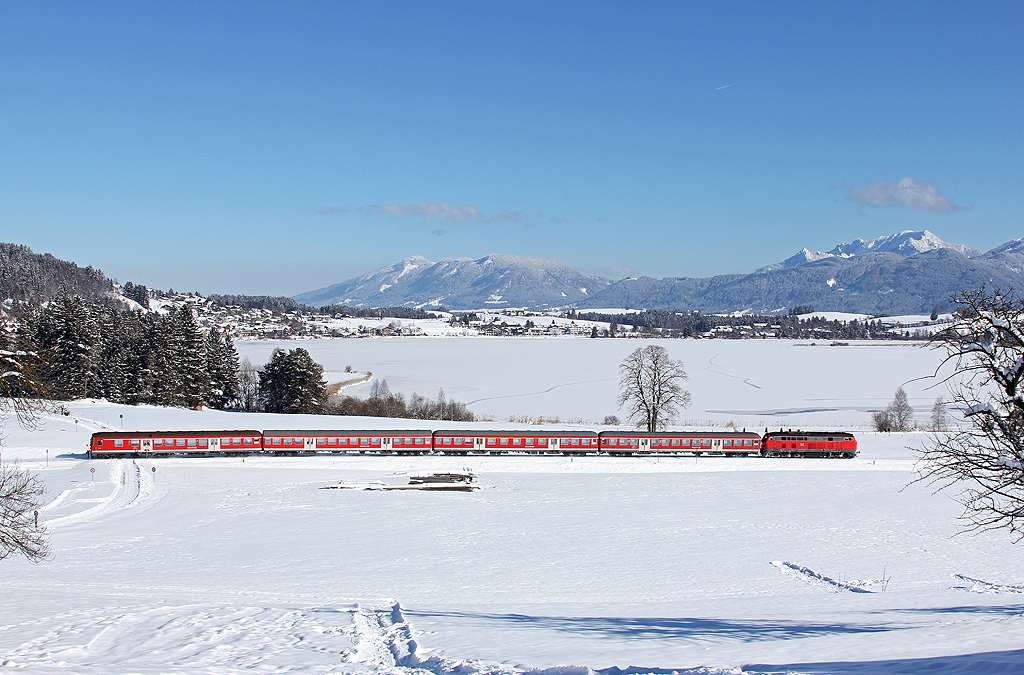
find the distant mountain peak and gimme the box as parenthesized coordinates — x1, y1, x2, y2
(828, 230, 978, 258)
(760, 230, 978, 273)
(294, 253, 611, 309)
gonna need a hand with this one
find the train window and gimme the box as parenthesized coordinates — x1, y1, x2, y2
(512, 438, 521, 445)
(572, 438, 580, 445)
(176, 439, 186, 447)
(198, 439, 208, 447)
(187, 439, 197, 447)
(130, 439, 141, 447)
(672, 439, 680, 446)
(114, 439, 124, 447)
(702, 439, 711, 447)
(443, 437, 452, 445)
(403, 438, 412, 444)
(245, 438, 253, 445)
(360, 438, 369, 445)
(152, 439, 162, 446)
(291, 438, 300, 445)
(583, 438, 591, 445)
(283, 438, 292, 445)
(272, 438, 282, 445)
(744, 439, 752, 446)
(525, 438, 534, 446)
(339, 438, 348, 445)
(500, 438, 509, 445)
(725, 439, 734, 447)
(609, 438, 618, 445)
(539, 438, 547, 445)
(414, 437, 424, 445)
(681, 439, 690, 446)
(486, 438, 496, 446)
(318, 438, 327, 444)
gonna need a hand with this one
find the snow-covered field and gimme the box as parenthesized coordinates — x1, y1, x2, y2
(3, 339, 1024, 675)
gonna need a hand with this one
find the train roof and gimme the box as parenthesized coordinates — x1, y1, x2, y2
(263, 429, 434, 435)
(90, 429, 262, 438)
(436, 429, 599, 437)
(601, 430, 761, 438)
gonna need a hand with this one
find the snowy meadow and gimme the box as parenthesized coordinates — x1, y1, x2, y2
(2, 339, 1024, 675)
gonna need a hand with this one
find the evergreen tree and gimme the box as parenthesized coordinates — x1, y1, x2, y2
(258, 348, 327, 414)
(172, 306, 209, 408)
(33, 296, 98, 400)
(205, 327, 240, 409)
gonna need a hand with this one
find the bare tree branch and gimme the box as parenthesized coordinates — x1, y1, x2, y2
(0, 462, 49, 562)
(916, 286, 1024, 541)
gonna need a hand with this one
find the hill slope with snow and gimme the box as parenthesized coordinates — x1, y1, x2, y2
(294, 254, 611, 309)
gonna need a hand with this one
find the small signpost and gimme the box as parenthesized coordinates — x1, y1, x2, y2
(90, 466, 95, 482)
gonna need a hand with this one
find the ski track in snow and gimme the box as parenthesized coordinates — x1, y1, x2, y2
(2, 599, 746, 675)
(43, 459, 153, 529)
(38, 410, 117, 434)
(465, 378, 616, 406)
(705, 354, 762, 390)
(771, 561, 878, 594)
(951, 574, 1024, 594)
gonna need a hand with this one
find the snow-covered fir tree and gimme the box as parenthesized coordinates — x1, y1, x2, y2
(258, 347, 327, 414)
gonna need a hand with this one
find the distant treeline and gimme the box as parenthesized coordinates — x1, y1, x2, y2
(568, 309, 916, 340)
(207, 294, 438, 319)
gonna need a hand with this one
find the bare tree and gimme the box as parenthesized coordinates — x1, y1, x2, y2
(236, 357, 261, 412)
(871, 409, 893, 432)
(888, 387, 914, 432)
(931, 396, 949, 431)
(617, 345, 691, 432)
(917, 286, 1024, 540)
(0, 463, 49, 562)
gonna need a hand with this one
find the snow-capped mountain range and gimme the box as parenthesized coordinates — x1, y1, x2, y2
(764, 230, 980, 270)
(297, 231, 1024, 314)
(294, 254, 612, 310)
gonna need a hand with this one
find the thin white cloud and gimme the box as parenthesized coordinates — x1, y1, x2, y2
(320, 201, 482, 224)
(406, 201, 481, 224)
(846, 176, 960, 213)
(485, 210, 525, 224)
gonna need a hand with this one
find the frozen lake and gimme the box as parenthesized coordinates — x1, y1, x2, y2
(235, 338, 949, 429)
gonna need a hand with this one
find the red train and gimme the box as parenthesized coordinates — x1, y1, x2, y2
(88, 428, 856, 459)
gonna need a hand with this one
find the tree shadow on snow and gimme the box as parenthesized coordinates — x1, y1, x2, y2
(404, 610, 892, 642)
(742, 648, 1024, 674)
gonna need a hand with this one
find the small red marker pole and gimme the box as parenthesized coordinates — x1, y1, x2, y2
(90, 467, 95, 482)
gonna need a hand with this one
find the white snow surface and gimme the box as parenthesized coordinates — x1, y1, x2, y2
(3, 340, 1024, 675)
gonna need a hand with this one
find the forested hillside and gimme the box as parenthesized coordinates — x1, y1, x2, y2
(0, 243, 114, 304)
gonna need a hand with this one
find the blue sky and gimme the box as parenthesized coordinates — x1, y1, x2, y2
(1, 1, 1021, 296)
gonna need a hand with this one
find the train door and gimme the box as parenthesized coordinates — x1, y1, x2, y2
(712, 438, 723, 453)
(141, 438, 153, 456)
(382, 437, 393, 452)
(305, 437, 315, 452)
(210, 438, 220, 452)
(640, 438, 650, 452)
(475, 437, 485, 452)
